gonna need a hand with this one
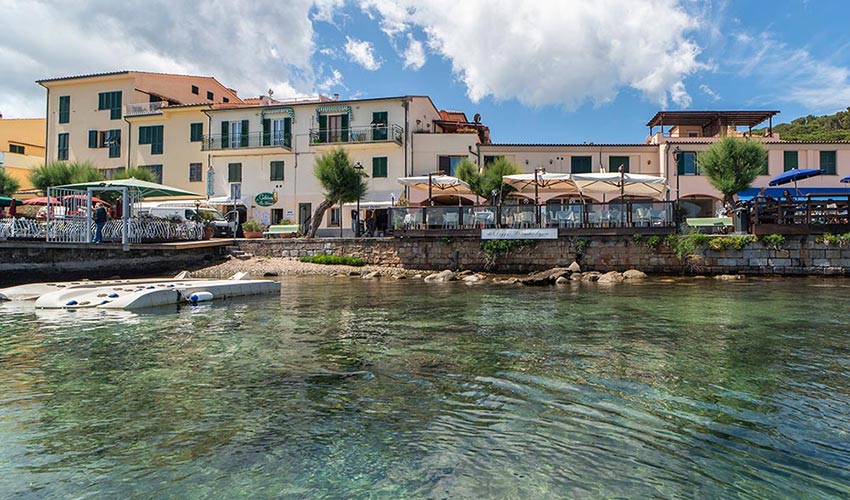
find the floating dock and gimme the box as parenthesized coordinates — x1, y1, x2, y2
(0, 272, 280, 310)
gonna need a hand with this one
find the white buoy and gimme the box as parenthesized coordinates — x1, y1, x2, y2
(188, 292, 214, 305)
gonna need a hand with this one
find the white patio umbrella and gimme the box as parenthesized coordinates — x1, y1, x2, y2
(502, 173, 580, 202)
(397, 175, 475, 205)
(571, 172, 668, 199)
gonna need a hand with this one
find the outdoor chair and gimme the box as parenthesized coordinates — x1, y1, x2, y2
(443, 212, 459, 229)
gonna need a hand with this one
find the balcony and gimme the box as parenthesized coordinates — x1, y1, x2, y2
(201, 132, 292, 151)
(125, 102, 166, 116)
(309, 124, 403, 147)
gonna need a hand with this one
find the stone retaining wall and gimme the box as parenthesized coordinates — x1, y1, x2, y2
(0, 242, 226, 285)
(237, 236, 850, 275)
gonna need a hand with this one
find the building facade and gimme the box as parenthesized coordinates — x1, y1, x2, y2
(0, 118, 46, 194)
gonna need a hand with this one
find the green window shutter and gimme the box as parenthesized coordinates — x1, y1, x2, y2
(284, 118, 292, 147)
(98, 93, 106, 110)
(270, 161, 284, 181)
(111, 92, 122, 119)
(341, 114, 349, 142)
(438, 156, 451, 173)
(108, 130, 121, 158)
(89, 130, 98, 148)
(609, 156, 629, 173)
(149, 126, 163, 155)
(783, 151, 798, 171)
(190, 123, 203, 142)
(676, 153, 685, 175)
(221, 121, 229, 149)
(372, 157, 387, 177)
(228, 163, 242, 182)
(262, 118, 271, 146)
(820, 151, 837, 174)
(372, 112, 388, 140)
(57, 133, 69, 160)
(318, 114, 327, 143)
(241, 120, 249, 147)
(571, 156, 592, 174)
(59, 96, 70, 124)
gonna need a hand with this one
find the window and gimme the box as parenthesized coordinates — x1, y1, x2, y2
(328, 207, 341, 227)
(139, 125, 164, 154)
(264, 118, 291, 147)
(687, 131, 700, 137)
(608, 156, 629, 173)
(190, 122, 203, 142)
(570, 156, 592, 174)
(141, 164, 163, 184)
(97, 91, 122, 120)
(784, 151, 799, 172)
(207, 91, 214, 100)
(270, 161, 285, 181)
(189, 162, 203, 182)
(228, 162, 242, 182)
(224, 120, 249, 148)
(58, 133, 69, 160)
(483, 155, 503, 166)
(223, 97, 229, 103)
(191, 85, 199, 95)
(438, 156, 465, 175)
(676, 151, 700, 175)
(9, 144, 24, 154)
(372, 111, 388, 140)
(372, 157, 388, 178)
(58, 95, 70, 124)
(101, 167, 125, 180)
(821, 151, 837, 175)
(318, 114, 349, 143)
(105, 129, 121, 158)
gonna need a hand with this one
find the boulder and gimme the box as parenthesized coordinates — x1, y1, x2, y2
(519, 267, 572, 286)
(392, 274, 407, 280)
(458, 270, 474, 276)
(567, 261, 582, 273)
(555, 276, 570, 285)
(463, 274, 484, 283)
(598, 271, 624, 283)
(263, 271, 279, 277)
(361, 271, 381, 279)
(622, 269, 647, 280)
(714, 274, 744, 281)
(424, 270, 456, 282)
(581, 272, 601, 282)
(412, 274, 423, 279)
(570, 273, 583, 281)
(348, 271, 362, 276)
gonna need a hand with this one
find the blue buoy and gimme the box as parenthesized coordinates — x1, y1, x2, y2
(188, 292, 214, 305)
(66, 300, 78, 306)
(108, 293, 119, 298)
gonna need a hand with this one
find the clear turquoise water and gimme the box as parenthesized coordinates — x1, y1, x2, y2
(1, 276, 850, 499)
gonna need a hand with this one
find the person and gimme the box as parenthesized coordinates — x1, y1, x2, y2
(93, 203, 108, 243)
(0, 207, 5, 218)
(782, 189, 795, 224)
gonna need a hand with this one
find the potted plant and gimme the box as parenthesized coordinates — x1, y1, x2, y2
(242, 219, 265, 238)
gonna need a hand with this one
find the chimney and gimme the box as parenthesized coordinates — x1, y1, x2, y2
(333, 93, 339, 101)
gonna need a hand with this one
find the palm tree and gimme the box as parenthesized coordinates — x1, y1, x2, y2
(306, 147, 368, 238)
(0, 169, 20, 197)
(29, 161, 104, 194)
(480, 157, 521, 203)
(699, 137, 768, 206)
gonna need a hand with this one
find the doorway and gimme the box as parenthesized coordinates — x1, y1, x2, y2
(298, 203, 312, 234)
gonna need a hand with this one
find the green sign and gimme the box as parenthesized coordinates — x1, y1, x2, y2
(254, 192, 278, 207)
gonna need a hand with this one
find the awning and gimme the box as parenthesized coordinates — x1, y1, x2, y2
(343, 190, 399, 209)
(208, 195, 246, 205)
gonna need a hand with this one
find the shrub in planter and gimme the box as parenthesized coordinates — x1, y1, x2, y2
(242, 219, 265, 238)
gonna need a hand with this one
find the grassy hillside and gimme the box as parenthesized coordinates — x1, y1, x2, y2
(757, 108, 850, 141)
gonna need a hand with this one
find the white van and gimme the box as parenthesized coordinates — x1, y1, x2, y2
(141, 204, 234, 237)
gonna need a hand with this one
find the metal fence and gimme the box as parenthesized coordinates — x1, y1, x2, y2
(1, 217, 204, 243)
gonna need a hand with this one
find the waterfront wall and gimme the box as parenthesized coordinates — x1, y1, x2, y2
(0, 241, 226, 285)
(237, 236, 850, 276)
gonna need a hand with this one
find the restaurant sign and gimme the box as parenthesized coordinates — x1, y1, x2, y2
(254, 192, 278, 207)
(481, 228, 558, 240)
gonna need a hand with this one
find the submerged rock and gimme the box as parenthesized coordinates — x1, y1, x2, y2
(714, 274, 744, 280)
(622, 269, 647, 280)
(555, 276, 570, 285)
(348, 271, 362, 277)
(581, 272, 601, 282)
(463, 274, 484, 283)
(519, 267, 572, 286)
(424, 270, 456, 282)
(361, 271, 381, 279)
(392, 274, 407, 280)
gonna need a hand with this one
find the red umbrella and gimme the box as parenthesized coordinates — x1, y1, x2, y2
(23, 196, 61, 205)
(61, 194, 111, 206)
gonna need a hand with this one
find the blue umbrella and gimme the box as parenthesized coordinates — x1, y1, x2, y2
(840, 175, 850, 183)
(768, 168, 825, 186)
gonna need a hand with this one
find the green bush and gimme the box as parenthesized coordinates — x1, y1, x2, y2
(707, 235, 756, 251)
(816, 232, 850, 246)
(242, 219, 264, 232)
(299, 254, 365, 266)
(632, 233, 644, 244)
(646, 235, 662, 250)
(759, 234, 786, 251)
(480, 239, 536, 270)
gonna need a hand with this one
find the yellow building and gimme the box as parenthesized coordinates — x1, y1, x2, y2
(0, 117, 46, 194)
(37, 71, 242, 174)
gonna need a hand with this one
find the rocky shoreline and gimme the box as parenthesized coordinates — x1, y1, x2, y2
(189, 256, 752, 285)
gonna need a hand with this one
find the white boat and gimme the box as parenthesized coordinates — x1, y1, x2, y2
(0, 272, 280, 310)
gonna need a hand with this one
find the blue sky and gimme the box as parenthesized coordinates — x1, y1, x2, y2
(2, 0, 849, 144)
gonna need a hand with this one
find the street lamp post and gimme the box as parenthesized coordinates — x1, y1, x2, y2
(353, 162, 363, 237)
(673, 146, 682, 202)
(534, 167, 546, 226)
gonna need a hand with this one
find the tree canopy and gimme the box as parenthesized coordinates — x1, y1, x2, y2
(29, 161, 104, 194)
(115, 167, 158, 183)
(306, 147, 368, 237)
(455, 157, 521, 203)
(0, 169, 20, 197)
(698, 137, 767, 206)
(755, 107, 850, 141)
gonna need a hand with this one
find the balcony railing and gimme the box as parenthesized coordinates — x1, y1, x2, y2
(309, 124, 403, 146)
(201, 131, 292, 151)
(125, 102, 166, 116)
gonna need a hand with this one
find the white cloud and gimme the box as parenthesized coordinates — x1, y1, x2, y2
(699, 84, 721, 101)
(344, 37, 382, 70)
(316, 69, 346, 93)
(402, 35, 426, 70)
(361, 0, 705, 109)
(0, 0, 337, 117)
(727, 31, 850, 111)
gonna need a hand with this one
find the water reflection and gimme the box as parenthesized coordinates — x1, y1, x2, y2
(1, 277, 849, 498)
